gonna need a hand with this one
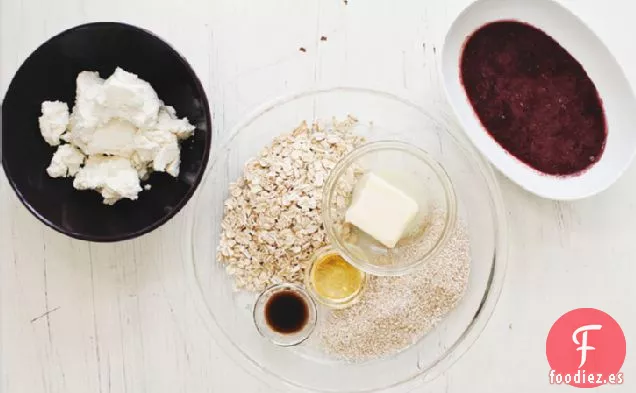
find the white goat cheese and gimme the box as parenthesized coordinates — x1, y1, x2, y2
(131, 107, 194, 178)
(70, 71, 105, 130)
(79, 119, 138, 157)
(39, 101, 70, 146)
(46, 144, 86, 178)
(39, 68, 195, 204)
(99, 67, 161, 129)
(73, 156, 143, 205)
(156, 106, 196, 140)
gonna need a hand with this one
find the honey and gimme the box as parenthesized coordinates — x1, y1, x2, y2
(307, 249, 366, 308)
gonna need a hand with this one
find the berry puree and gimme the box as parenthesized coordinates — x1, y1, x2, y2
(460, 21, 607, 176)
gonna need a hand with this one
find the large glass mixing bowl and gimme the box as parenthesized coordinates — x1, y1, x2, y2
(186, 87, 508, 392)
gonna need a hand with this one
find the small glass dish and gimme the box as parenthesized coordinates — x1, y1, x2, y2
(253, 283, 318, 347)
(304, 246, 368, 309)
(322, 141, 457, 277)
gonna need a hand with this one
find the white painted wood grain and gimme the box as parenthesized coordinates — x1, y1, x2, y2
(2, 0, 635, 392)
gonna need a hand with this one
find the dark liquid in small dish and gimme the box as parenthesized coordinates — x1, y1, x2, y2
(265, 290, 309, 334)
(460, 21, 607, 176)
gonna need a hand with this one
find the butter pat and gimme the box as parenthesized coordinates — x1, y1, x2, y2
(345, 172, 419, 248)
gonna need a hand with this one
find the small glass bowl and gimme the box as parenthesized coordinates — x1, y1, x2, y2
(253, 283, 318, 347)
(322, 141, 457, 276)
(304, 246, 368, 309)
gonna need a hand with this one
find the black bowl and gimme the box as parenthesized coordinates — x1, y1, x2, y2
(1, 22, 211, 242)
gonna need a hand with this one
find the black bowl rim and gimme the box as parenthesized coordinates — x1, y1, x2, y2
(1, 21, 212, 243)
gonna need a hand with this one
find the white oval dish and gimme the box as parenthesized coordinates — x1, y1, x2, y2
(441, 0, 636, 200)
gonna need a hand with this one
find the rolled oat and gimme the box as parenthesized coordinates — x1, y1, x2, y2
(217, 117, 365, 291)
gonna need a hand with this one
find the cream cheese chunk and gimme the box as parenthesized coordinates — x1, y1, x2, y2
(345, 172, 419, 249)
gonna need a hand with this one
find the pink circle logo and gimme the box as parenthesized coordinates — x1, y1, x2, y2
(546, 308, 626, 388)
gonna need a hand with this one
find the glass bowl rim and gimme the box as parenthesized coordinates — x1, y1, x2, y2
(321, 140, 458, 276)
(185, 86, 509, 393)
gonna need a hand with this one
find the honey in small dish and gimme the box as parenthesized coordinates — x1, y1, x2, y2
(306, 247, 366, 309)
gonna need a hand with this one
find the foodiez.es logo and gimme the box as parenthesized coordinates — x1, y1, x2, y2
(546, 308, 626, 388)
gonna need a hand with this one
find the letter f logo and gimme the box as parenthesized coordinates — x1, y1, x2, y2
(572, 324, 602, 368)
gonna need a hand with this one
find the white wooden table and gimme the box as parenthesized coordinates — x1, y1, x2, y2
(1, 0, 635, 392)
